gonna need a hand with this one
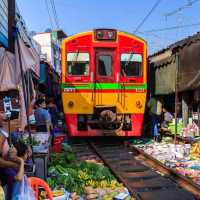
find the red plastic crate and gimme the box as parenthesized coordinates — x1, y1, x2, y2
(52, 135, 66, 153)
(52, 144, 62, 153)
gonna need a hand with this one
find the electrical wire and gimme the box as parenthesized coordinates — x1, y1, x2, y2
(165, 0, 200, 17)
(134, 0, 162, 34)
(44, 0, 55, 29)
(143, 22, 200, 33)
(49, 0, 60, 29)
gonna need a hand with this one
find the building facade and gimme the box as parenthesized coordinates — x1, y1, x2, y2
(33, 30, 67, 74)
(0, 0, 8, 48)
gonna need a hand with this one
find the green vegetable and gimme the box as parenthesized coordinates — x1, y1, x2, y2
(47, 146, 118, 195)
(62, 143, 73, 152)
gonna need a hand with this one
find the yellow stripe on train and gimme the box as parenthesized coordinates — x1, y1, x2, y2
(62, 92, 146, 114)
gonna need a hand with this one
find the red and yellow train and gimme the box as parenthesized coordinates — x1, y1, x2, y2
(61, 29, 147, 137)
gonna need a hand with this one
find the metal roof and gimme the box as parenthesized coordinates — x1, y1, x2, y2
(150, 31, 200, 58)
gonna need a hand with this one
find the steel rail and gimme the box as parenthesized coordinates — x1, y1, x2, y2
(130, 144, 200, 198)
(70, 139, 199, 200)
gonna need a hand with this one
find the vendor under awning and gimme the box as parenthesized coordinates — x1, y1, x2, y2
(150, 32, 200, 138)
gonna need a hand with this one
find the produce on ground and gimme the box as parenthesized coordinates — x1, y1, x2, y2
(47, 148, 130, 199)
(83, 186, 134, 200)
(47, 159, 122, 195)
(69, 187, 135, 200)
(191, 141, 200, 157)
(133, 138, 200, 186)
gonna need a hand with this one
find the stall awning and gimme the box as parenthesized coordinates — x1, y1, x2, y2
(15, 38, 38, 129)
(0, 48, 17, 91)
(150, 51, 176, 95)
(178, 41, 200, 91)
(15, 37, 40, 78)
(150, 32, 200, 95)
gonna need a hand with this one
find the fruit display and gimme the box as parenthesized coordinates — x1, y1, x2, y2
(191, 141, 200, 157)
(47, 146, 133, 199)
(47, 160, 123, 195)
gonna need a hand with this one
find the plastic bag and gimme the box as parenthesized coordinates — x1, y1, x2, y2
(0, 185, 5, 200)
(12, 176, 35, 200)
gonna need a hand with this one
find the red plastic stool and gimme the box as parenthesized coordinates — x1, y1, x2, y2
(28, 177, 53, 200)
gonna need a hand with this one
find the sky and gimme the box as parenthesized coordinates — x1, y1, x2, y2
(17, 0, 200, 54)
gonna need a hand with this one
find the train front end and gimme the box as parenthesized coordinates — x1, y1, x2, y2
(61, 29, 147, 137)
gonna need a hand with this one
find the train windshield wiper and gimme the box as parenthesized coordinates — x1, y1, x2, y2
(71, 51, 79, 67)
(124, 52, 134, 68)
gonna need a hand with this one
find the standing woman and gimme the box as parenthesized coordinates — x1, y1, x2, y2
(34, 99, 51, 133)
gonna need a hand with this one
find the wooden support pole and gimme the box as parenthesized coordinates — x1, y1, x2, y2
(174, 52, 179, 144)
(182, 93, 189, 129)
(8, 0, 16, 53)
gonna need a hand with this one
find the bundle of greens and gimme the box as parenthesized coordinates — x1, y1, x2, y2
(48, 153, 121, 195)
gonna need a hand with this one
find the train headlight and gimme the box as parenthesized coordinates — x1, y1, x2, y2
(136, 100, 142, 109)
(68, 101, 74, 108)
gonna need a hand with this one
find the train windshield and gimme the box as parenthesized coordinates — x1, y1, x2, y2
(98, 55, 112, 76)
(120, 53, 142, 77)
(67, 53, 89, 76)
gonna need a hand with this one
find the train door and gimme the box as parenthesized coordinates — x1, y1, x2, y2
(95, 49, 115, 105)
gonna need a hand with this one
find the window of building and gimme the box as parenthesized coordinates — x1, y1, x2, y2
(0, 0, 8, 47)
(120, 53, 142, 77)
(67, 52, 90, 76)
(98, 55, 112, 76)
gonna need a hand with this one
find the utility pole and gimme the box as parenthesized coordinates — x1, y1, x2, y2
(8, 0, 16, 53)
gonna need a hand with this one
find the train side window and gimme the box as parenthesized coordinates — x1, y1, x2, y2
(120, 53, 142, 77)
(98, 55, 112, 76)
(67, 53, 90, 76)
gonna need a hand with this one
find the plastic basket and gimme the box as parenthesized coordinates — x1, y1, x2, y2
(52, 144, 62, 153)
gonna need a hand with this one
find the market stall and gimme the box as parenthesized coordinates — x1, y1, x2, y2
(130, 138, 200, 187)
(44, 143, 135, 200)
(149, 32, 200, 141)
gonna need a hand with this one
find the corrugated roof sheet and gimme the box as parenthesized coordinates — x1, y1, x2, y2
(150, 32, 200, 57)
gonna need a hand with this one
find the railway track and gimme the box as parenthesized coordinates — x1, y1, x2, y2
(70, 139, 200, 200)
